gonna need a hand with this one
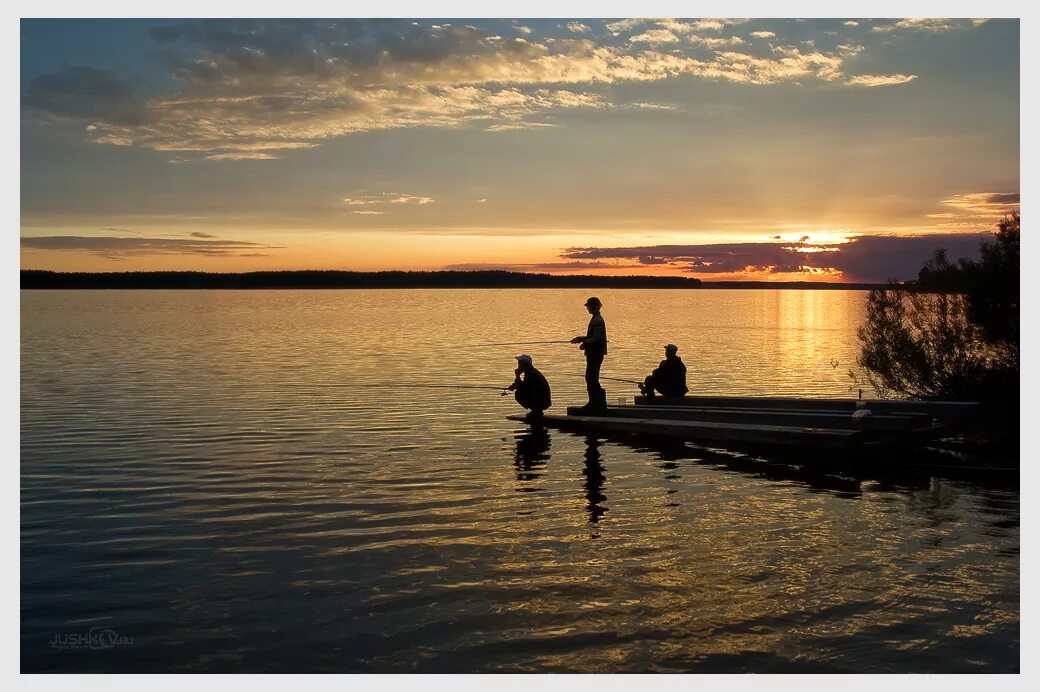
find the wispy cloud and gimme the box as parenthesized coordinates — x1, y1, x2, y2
(628, 101, 678, 110)
(20, 234, 280, 257)
(872, 18, 990, 33)
(343, 192, 436, 206)
(486, 121, 557, 132)
(21, 19, 918, 160)
(566, 22, 590, 33)
(690, 19, 727, 32)
(442, 260, 646, 272)
(845, 73, 917, 87)
(940, 191, 1019, 217)
(689, 35, 746, 48)
(629, 29, 681, 44)
(605, 18, 650, 35)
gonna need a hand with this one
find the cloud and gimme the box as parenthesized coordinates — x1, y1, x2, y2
(628, 101, 678, 110)
(206, 151, 282, 160)
(872, 18, 989, 33)
(690, 19, 726, 32)
(485, 121, 558, 132)
(20, 234, 280, 257)
(99, 227, 142, 235)
(630, 19, 746, 45)
(190, 231, 217, 238)
(442, 260, 646, 272)
(566, 22, 590, 33)
(750, 31, 775, 38)
(342, 192, 435, 206)
(477, 198, 487, 203)
(844, 21, 859, 27)
(22, 66, 148, 125)
(629, 29, 681, 44)
(940, 191, 1019, 217)
(514, 25, 532, 35)
(844, 73, 917, 87)
(22, 19, 916, 160)
(559, 233, 994, 282)
(605, 18, 650, 35)
(352, 210, 385, 215)
(688, 35, 746, 48)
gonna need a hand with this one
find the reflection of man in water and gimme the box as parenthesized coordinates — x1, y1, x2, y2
(583, 436, 607, 526)
(507, 354, 552, 423)
(514, 429, 551, 483)
(640, 344, 688, 399)
(570, 296, 607, 412)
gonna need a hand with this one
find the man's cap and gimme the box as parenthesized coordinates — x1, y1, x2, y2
(516, 354, 533, 364)
(584, 296, 602, 307)
(665, 344, 678, 353)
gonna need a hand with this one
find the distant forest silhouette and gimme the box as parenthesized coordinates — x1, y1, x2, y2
(21, 269, 701, 289)
(20, 269, 889, 290)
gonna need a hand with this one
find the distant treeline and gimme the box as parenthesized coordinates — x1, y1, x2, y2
(700, 281, 890, 290)
(20, 270, 898, 290)
(21, 269, 709, 290)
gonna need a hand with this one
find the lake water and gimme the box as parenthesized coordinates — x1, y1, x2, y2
(20, 289, 1019, 672)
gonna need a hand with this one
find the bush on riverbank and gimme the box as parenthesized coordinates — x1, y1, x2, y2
(856, 212, 1019, 447)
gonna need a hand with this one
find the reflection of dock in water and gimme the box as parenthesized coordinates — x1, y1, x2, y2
(511, 423, 1015, 514)
(509, 394, 1013, 474)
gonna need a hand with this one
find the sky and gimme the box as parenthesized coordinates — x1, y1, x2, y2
(19, 17, 1019, 281)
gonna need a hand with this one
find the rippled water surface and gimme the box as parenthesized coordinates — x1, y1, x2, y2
(21, 289, 1019, 672)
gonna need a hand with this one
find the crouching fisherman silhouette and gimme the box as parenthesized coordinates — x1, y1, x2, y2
(507, 354, 552, 423)
(640, 344, 688, 399)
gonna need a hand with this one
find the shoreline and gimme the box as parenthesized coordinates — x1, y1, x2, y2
(20, 269, 892, 291)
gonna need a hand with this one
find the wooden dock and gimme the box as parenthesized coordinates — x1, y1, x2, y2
(508, 395, 977, 452)
(633, 395, 979, 418)
(508, 412, 863, 449)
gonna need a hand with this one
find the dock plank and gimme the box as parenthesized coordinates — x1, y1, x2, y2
(633, 395, 978, 418)
(568, 405, 929, 431)
(508, 413, 862, 449)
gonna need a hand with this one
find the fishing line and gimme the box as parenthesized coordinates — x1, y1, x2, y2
(467, 340, 575, 347)
(559, 373, 644, 385)
(383, 383, 510, 391)
(461, 339, 612, 347)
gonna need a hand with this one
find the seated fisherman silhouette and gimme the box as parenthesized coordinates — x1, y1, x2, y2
(640, 344, 688, 399)
(507, 354, 552, 423)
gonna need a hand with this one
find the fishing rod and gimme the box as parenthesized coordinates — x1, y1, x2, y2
(468, 340, 575, 347)
(560, 373, 643, 385)
(465, 339, 612, 347)
(387, 383, 510, 392)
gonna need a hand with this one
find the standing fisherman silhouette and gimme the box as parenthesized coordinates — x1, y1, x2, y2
(507, 354, 552, 423)
(570, 296, 608, 412)
(640, 343, 688, 399)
